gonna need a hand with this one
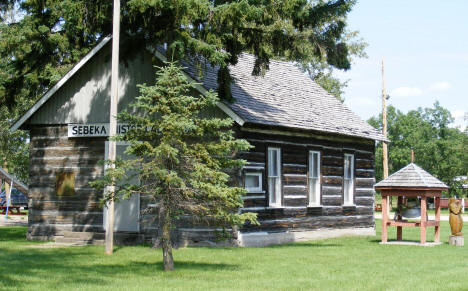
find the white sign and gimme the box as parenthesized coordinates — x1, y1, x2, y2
(68, 123, 139, 137)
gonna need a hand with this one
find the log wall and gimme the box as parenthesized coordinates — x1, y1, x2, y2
(27, 124, 376, 244)
(27, 126, 106, 240)
(237, 127, 376, 233)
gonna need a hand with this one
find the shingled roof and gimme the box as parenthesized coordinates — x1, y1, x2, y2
(374, 163, 448, 190)
(11, 35, 386, 142)
(184, 53, 386, 141)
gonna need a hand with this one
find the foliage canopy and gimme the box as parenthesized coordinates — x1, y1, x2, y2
(368, 102, 468, 196)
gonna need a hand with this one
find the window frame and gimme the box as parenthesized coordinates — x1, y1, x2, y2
(244, 172, 263, 193)
(343, 153, 355, 206)
(308, 150, 322, 207)
(267, 147, 282, 207)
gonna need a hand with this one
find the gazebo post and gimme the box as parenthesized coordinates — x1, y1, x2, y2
(381, 193, 388, 243)
(397, 196, 403, 241)
(434, 196, 441, 243)
(420, 195, 427, 244)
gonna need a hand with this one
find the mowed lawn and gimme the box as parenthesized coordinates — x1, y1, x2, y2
(0, 221, 467, 291)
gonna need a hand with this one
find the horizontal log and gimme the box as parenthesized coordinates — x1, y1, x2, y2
(31, 138, 106, 149)
(322, 186, 342, 196)
(355, 159, 373, 169)
(28, 223, 104, 236)
(282, 175, 307, 186)
(283, 164, 307, 175)
(237, 151, 265, 163)
(243, 215, 374, 232)
(322, 156, 343, 167)
(322, 166, 343, 176)
(354, 196, 374, 206)
(243, 198, 267, 208)
(29, 211, 103, 225)
(355, 169, 375, 178)
(322, 176, 342, 186)
(31, 126, 68, 137)
(355, 177, 375, 187)
(283, 185, 307, 195)
(355, 188, 375, 197)
(28, 187, 102, 201)
(283, 197, 308, 207)
(322, 206, 374, 216)
(30, 200, 103, 211)
(30, 166, 104, 176)
(30, 158, 103, 167)
(29, 174, 103, 186)
(321, 195, 342, 206)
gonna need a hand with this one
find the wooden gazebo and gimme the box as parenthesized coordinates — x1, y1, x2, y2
(375, 163, 448, 245)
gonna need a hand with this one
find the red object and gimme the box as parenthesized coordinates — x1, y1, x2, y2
(0, 206, 26, 215)
(440, 198, 468, 208)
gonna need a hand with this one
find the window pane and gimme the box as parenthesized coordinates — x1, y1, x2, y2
(269, 177, 276, 204)
(344, 179, 350, 203)
(245, 174, 260, 189)
(310, 178, 318, 204)
(269, 149, 278, 176)
(313, 153, 318, 177)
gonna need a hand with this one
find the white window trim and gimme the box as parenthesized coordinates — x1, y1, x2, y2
(308, 150, 321, 207)
(343, 153, 355, 206)
(268, 147, 282, 207)
(244, 172, 263, 193)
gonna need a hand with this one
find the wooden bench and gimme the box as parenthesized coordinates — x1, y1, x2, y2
(0, 206, 26, 215)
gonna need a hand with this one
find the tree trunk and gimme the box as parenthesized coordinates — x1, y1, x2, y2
(159, 204, 174, 271)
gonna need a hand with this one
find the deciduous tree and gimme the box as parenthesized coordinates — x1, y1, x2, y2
(368, 102, 468, 196)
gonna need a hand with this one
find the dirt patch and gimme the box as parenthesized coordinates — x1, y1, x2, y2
(0, 215, 28, 226)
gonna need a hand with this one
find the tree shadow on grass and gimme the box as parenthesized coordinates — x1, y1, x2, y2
(0, 243, 239, 290)
(172, 261, 239, 271)
(0, 226, 27, 242)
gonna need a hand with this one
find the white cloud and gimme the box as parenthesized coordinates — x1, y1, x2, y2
(428, 81, 452, 92)
(450, 110, 467, 129)
(391, 86, 423, 97)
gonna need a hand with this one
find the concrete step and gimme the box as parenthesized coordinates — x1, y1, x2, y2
(55, 237, 105, 245)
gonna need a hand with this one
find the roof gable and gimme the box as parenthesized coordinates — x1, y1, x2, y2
(374, 163, 448, 189)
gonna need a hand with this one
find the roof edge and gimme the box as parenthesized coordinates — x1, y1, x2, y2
(10, 36, 245, 132)
(10, 36, 113, 132)
(151, 49, 245, 126)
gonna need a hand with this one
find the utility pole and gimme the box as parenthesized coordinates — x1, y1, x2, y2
(382, 57, 390, 214)
(105, 0, 120, 255)
(3, 158, 10, 207)
(381, 57, 389, 180)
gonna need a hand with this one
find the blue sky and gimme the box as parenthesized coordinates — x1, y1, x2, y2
(335, 0, 467, 129)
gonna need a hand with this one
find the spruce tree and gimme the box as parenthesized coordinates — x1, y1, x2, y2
(92, 63, 258, 271)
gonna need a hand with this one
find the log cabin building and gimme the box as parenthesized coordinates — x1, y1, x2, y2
(10, 37, 386, 246)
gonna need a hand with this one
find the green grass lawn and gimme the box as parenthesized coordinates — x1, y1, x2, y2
(0, 221, 467, 291)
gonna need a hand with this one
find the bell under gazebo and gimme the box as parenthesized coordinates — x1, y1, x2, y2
(375, 162, 448, 245)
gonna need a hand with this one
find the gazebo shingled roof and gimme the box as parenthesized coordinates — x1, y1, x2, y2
(374, 163, 448, 190)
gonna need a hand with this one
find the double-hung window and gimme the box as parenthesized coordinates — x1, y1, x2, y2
(308, 150, 321, 206)
(343, 153, 355, 205)
(268, 147, 281, 207)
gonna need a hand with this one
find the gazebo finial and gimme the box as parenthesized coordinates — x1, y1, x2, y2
(411, 149, 414, 163)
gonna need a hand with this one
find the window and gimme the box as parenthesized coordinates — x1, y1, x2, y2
(268, 147, 281, 207)
(308, 151, 321, 206)
(343, 154, 355, 205)
(244, 172, 262, 192)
